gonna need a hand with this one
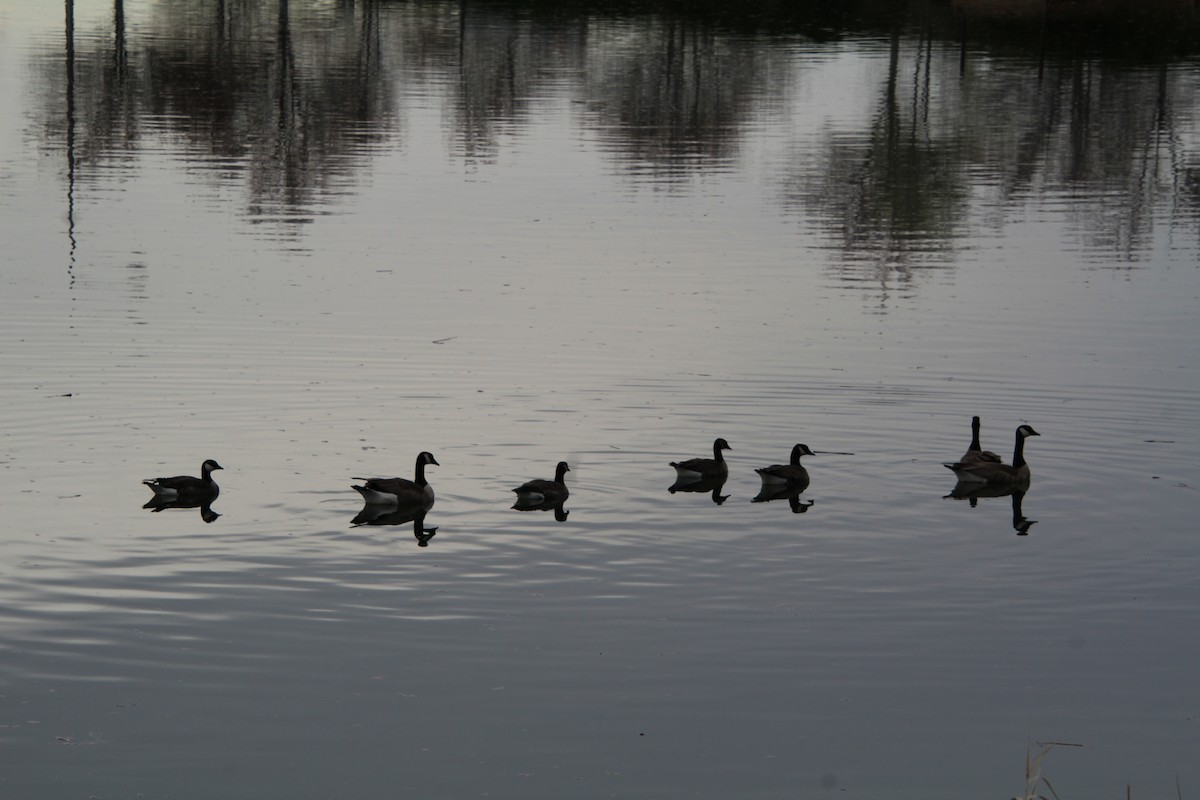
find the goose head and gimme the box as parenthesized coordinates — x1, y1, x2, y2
(1017, 425, 1040, 439)
(791, 444, 816, 462)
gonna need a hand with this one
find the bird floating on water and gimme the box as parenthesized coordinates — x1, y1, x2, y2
(670, 438, 731, 481)
(944, 424, 1040, 487)
(143, 459, 223, 501)
(754, 443, 815, 491)
(512, 461, 570, 507)
(352, 451, 439, 506)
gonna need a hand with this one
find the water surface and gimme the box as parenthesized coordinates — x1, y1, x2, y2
(1, 1, 1199, 797)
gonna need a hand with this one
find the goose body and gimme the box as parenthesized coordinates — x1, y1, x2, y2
(512, 461, 570, 506)
(944, 424, 1039, 485)
(143, 459, 222, 500)
(959, 416, 1002, 465)
(670, 438, 731, 480)
(353, 451, 439, 506)
(755, 443, 815, 489)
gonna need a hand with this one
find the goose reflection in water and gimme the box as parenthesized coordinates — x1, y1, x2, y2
(668, 473, 730, 505)
(142, 495, 221, 523)
(511, 497, 570, 522)
(751, 484, 815, 513)
(351, 501, 438, 546)
(945, 483, 1037, 536)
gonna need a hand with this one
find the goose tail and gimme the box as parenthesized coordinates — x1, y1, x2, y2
(352, 484, 399, 505)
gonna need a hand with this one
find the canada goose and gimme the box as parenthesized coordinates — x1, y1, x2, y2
(143, 459, 222, 500)
(352, 451, 439, 506)
(959, 416, 1002, 465)
(944, 424, 1039, 485)
(670, 438, 731, 481)
(512, 461, 570, 506)
(755, 443, 815, 490)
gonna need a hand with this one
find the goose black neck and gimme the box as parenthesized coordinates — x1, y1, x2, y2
(201, 463, 214, 481)
(712, 441, 726, 462)
(413, 458, 429, 487)
(790, 446, 803, 466)
(970, 417, 982, 452)
(1012, 430, 1028, 468)
(555, 463, 569, 482)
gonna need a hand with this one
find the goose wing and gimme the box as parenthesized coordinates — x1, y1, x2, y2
(513, 478, 568, 502)
(961, 448, 1003, 464)
(365, 477, 415, 493)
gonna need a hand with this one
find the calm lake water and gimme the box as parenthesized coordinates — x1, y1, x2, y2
(2, 1, 1199, 797)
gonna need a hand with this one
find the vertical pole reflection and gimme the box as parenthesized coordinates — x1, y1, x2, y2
(114, 0, 127, 80)
(278, 0, 293, 136)
(357, 0, 380, 121)
(1037, 0, 1047, 82)
(458, 0, 466, 68)
(65, 0, 77, 288)
(958, 17, 967, 77)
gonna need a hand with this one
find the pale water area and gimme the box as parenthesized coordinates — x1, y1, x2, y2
(1, 1, 1199, 797)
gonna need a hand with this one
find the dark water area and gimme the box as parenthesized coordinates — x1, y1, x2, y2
(1, 1, 1199, 798)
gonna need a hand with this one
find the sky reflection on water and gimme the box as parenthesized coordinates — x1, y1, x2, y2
(1, 1, 1200, 798)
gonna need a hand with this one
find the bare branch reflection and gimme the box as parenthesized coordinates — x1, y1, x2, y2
(29, 1, 1200, 264)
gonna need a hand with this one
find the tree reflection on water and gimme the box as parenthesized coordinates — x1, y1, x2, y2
(37, 0, 1200, 265)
